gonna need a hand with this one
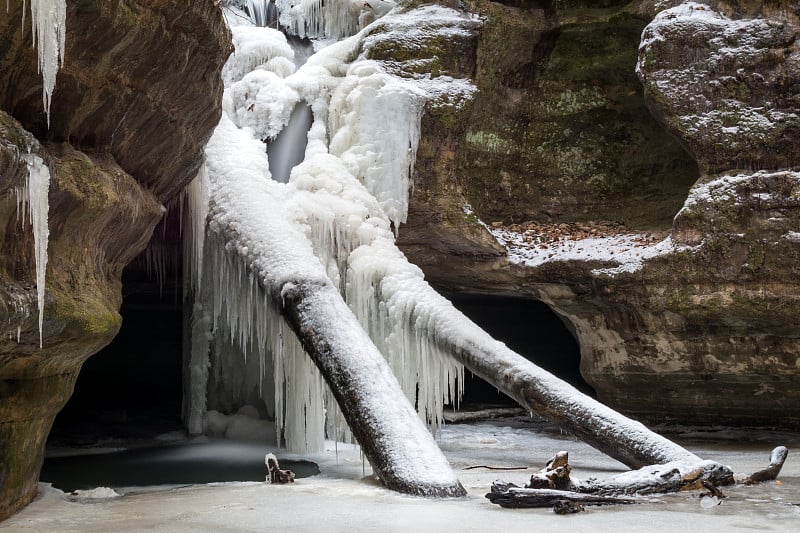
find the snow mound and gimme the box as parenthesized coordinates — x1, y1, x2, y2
(69, 487, 121, 500)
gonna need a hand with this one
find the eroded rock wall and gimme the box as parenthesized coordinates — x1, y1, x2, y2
(398, 0, 799, 428)
(0, 0, 229, 520)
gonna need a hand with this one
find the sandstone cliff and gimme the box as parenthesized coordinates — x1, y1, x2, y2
(0, 0, 229, 520)
(397, 0, 799, 429)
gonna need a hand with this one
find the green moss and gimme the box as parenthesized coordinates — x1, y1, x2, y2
(451, 1, 699, 229)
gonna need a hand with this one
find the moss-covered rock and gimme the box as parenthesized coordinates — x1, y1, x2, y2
(0, 116, 164, 519)
(637, 3, 799, 173)
(0, 0, 231, 201)
(393, 1, 799, 429)
(453, 1, 698, 230)
(0, 0, 230, 520)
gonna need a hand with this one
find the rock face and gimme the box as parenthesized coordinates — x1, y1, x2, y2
(0, 0, 229, 520)
(399, 1, 799, 429)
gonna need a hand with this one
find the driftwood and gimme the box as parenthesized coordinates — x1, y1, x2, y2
(486, 485, 637, 509)
(743, 446, 788, 484)
(265, 453, 295, 484)
(488, 447, 789, 510)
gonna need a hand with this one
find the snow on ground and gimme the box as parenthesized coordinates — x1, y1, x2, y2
(2, 421, 798, 532)
(784, 231, 800, 243)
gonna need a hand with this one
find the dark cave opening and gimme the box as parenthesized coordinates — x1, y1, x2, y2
(47, 262, 184, 447)
(47, 218, 186, 448)
(446, 292, 593, 408)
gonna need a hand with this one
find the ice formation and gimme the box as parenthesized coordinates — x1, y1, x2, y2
(275, 0, 396, 39)
(187, 4, 479, 452)
(15, 154, 51, 348)
(22, 0, 67, 124)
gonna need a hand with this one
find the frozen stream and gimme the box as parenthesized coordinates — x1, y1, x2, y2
(2, 419, 797, 532)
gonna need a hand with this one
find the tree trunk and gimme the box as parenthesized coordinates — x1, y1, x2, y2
(280, 280, 467, 498)
(433, 313, 705, 469)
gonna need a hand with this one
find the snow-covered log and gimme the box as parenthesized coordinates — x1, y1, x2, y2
(415, 296, 706, 469)
(487, 446, 786, 509)
(744, 446, 788, 484)
(281, 280, 466, 497)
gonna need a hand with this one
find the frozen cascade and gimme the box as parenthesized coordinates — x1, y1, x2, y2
(24, 0, 67, 124)
(14, 154, 51, 348)
(189, 4, 480, 453)
(275, 0, 396, 40)
(245, 0, 277, 28)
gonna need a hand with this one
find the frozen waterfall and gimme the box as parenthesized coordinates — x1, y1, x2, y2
(187, 4, 479, 455)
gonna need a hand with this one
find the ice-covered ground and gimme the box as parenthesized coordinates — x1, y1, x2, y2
(2, 420, 797, 532)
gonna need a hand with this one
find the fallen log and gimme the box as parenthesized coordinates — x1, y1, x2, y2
(486, 486, 637, 509)
(486, 451, 680, 510)
(281, 280, 467, 497)
(487, 446, 788, 510)
(377, 275, 715, 471)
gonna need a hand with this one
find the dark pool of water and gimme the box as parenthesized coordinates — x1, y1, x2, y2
(41, 441, 319, 492)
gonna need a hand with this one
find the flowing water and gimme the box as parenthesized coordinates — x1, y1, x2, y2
(266, 102, 313, 183)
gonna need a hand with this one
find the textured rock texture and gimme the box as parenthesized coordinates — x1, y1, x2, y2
(399, 1, 799, 429)
(0, 0, 229, 520)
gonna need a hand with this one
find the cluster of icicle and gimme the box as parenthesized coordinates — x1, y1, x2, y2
(14, 154, 51, 348)
(3, 0, 60, 349)
(9, 0, 67, 123)
(185, 2, 479, 452)
(274, 0, 396, 40)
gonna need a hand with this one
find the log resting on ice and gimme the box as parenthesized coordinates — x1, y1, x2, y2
(280, 280, 467, 497)
(409, 291, 710, 470)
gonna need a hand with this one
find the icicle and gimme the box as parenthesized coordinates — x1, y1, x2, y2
(29, 0, 67, 125)
(184, 167, 209, 295)
(275, 0, 395, 39)
(14, 154, 51, 348)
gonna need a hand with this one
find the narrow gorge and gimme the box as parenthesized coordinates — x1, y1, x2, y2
(0, 0, 797, 525)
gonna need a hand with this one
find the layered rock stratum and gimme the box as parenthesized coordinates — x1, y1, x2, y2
(397, 0, 799, 430)
(0, 0, 229, 520)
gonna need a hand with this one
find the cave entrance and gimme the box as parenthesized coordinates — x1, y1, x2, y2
(446, 292, 593, 409)
(47, 214, 185, 448)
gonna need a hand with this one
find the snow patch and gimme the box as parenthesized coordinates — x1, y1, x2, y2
(488, 224, 678, 276)
(784, 231, 800, 243)
(69, 487, 121, 500)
